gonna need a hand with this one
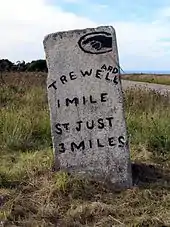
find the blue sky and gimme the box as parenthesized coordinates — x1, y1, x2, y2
(0, 0, 170, 72)
(54, 0, 166, 22)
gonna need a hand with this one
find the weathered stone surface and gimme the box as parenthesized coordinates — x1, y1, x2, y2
(43, 26, 132, 188)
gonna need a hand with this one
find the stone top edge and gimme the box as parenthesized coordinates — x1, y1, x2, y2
(43, 25, 115, 45)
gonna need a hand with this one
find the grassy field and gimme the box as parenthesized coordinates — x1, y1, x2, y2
(0, 72, 170, 226)
(122, 73, 170, 85)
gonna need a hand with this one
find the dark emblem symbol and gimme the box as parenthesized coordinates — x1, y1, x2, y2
(78, 31, 112, 54)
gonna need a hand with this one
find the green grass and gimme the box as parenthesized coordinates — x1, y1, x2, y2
(0, 73, 170, 226)
(122, 73, 170, 85)
(125, 88, 170, 160)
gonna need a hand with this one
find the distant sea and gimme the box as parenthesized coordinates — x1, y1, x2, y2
(122, 70, 170, 75)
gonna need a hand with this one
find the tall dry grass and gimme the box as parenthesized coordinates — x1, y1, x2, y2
(0, 72, 170, 226)
(122, 73, 170, 85)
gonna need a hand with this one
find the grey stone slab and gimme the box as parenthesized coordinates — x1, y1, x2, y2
(43, 26, 132, 188)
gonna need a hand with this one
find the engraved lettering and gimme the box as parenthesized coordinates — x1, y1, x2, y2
(55, 123, 62, 134)
(48, 81, 57, 90)
(71, 141, 85, 152)
(86, 120, 94, 130)
(101, 93, 108, 102)
(95, 69, 102, 79)
(60, 75, 67, 84)
(80, 69, 92, 77)
(76, 121, 83, 131)
(66, 97, 79, 107)
(69, 71, 77, 80)
(106, 117, 114, 127)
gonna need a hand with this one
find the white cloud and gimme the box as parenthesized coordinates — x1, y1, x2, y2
(0, 0, 96, 61)
(0, 0, 170, 70)
(113, 20, 170, 70)
(92, 4, 109, 12)
(62, 0, 80, 2)
(159, 7, 170, 18)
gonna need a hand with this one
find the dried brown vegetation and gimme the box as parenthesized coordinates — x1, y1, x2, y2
(0, 72, 170, 226)
(122, 73, 170, 85)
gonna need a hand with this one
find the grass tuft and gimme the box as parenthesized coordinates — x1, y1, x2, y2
(122, 73, 170, 85)
(125, 88, 170, 158)
(0, 72, 170, 226)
